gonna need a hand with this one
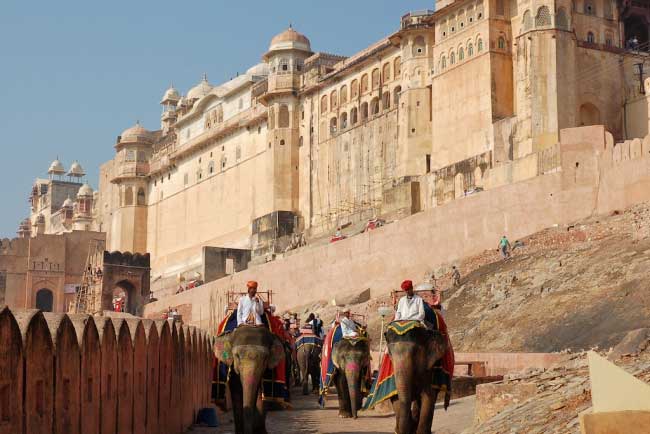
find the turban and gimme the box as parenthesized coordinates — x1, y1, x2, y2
(401, 280, 413, 291)
(246, 281, 258, 289)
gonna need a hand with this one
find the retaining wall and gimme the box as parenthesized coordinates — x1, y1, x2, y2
(0, 306, 212, 434)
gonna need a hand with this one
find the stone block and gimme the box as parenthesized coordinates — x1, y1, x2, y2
(580, 410, 650, 434)
(475, 382, 537, 424)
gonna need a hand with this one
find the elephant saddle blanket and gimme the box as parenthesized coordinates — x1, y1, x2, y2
(295, 329, 322, 350)
(212, 309, 290, 406)
(363, 306, 455, 411)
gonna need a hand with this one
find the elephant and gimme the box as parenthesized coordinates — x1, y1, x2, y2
(214, 325, 285, 434)
(331, 338, 370, 419)
(386, 325, 449, 434)
(296, 342, 321, 395)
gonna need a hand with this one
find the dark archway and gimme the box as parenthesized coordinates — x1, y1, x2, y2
(580, 103, 601, 126)
(624, 14, 649, 49)
(112, 280, 136, 315)
(35, 288, 54, 312)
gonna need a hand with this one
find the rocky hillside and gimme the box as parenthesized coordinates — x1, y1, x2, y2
(292, 203, 650, 354)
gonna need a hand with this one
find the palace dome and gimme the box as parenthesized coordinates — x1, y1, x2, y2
(269, 27, 311, 52)
(161, 85, 180, 103)
(187, 75, 213, 101)
(62, 197, 74, 208)
(119, 122, 154, 144)
(48, 159, 65, 175)
(77, 183, 93, 197)
(67, 161, 85, 177)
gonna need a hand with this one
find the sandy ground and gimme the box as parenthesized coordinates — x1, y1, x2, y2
(191, 392, 475, 434)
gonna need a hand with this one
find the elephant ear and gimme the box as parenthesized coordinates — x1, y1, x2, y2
(268, 336, 285, 369)
(426, 331, 448, 370)
(214, 334, 234, 365)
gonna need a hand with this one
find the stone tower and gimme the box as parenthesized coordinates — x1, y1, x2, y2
(160, 85, 180, 135)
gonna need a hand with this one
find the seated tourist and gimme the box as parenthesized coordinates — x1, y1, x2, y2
(236, 281, 264, 326)
(394, 280, 425, 322)
(340, 308, 359, 338)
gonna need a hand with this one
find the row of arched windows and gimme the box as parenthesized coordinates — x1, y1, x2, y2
(439, 1, 485, 39)
(585, 29, 615, 46)
(327, 86, 402, 136)
(439, 36, 484, 71)
(123, 186, 146, 206)
(522, 6, 568, 32)
(268, 104, 291, 129)
(321, 57, 402, 114)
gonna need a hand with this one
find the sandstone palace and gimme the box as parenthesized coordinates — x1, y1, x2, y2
(4, 1, 650, 314)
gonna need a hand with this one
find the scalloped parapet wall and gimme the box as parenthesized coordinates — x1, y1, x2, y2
(0, 306, 213, 434)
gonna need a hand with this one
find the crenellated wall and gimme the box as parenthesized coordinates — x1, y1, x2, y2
(0, 307, 212, 434)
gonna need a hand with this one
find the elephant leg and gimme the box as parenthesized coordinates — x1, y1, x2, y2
(391, 397, 401, 434)
(229, 374, 244, 434)
(300, 349, 310, 395)
(254, 392, 268, 434)
(335, 371, 352, 418)
(416, 387, 436, 434)
(310, 357, 320, 393)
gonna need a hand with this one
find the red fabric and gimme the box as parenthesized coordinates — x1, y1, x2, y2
(436, 313, 455, 377)
(375, 351, 393, 384)
(401, 280, 413, 290)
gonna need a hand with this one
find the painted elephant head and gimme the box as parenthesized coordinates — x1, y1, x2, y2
(332, 338, 370, 419)
(214, 326, 285, 434)
(386, 326, 448, 434)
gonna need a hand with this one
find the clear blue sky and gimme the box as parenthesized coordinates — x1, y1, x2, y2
(0, 0, 433, 237)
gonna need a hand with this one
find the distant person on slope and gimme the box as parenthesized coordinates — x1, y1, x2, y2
(451, 266, 461, 287)
(394, 280, 425, 322)
(498, 235, 512, 259)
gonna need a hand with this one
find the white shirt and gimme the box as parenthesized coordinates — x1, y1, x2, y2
(237, 295, 264, 326)
(395, 294, 425, 321)
(340, 316, 359, 338)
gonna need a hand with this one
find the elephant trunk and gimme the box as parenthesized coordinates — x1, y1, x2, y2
(239, 361, 266, 434)
(391, 345, 416, 434)
(344, 361, 362, 419)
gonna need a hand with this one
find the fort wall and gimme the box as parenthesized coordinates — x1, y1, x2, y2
(144, 125, 650, 330)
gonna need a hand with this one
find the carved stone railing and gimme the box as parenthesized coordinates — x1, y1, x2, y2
(0, 307, 213, 434)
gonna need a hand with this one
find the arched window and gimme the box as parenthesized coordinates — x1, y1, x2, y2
(468, 43, 474, 56)
(382, 63, 391, 81)
(361, 74, 369, 94)
(450, 51, 456, 64)
(351, 107, 358, 125)
(393, 86, 402, 106)
(477, 38, 484, 52)
(580, 103, 601, 125)
(35, 289, 53, 312)
(220, 156, 227, 170)
(330, 117, 337, 134)
(382, 91, 390, 109)
(360, 102, 369, 121)
(124, 187, 134, 206)
(351, 80, 359, 99)
(459, 47, 465, 60)
(498, 37, 506, 49)
(441, 55, 447, 69)
(278, 105, 290, 128)
(330, 91, 338, 110)
(413, 36, 426, 56)
(523, 10, 532, 31)
(371, 68, 380, 90)
(535, 6, 551, 26)
(208, 160, 215, 174)
(605, 33, 613, 46)
(340, 112, 348, 129)
(587, 31, 595, 43)
(584, 0, 595, 15)
(556, 7, 569, 30)
(394, 57, 402, 77)
(340, 85, 348, 104)
(321, 95, 328, 113)
(137, 188, 146, 205)
(370, 97, 380, 115)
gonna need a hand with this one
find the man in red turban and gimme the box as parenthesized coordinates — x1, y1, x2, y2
(395, 279, 425, 321)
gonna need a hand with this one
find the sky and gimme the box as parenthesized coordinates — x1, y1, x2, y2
(0, 0, 434, 237)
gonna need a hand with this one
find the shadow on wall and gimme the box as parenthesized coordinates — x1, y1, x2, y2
(0, 306, 213, 434)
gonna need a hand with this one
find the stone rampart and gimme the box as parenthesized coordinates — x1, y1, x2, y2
(144, 126, 650, 330)
(0, 306, 212, 434)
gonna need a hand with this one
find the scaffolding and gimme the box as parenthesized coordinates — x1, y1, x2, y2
(70, 238, 105, 314)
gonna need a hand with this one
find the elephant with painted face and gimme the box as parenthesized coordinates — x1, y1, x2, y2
(386, 325, 449, 434)
(214, 325, 285, 434)
(296, 341, 321, 395)
(331, 338, 370, 418)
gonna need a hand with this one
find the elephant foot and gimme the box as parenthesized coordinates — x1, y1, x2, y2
(338, 410, 353, 418)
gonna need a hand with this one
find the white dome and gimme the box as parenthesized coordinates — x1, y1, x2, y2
(161, 85, 180, 103)
(187, 75, 213, 101)
(62, 197, 74, 208)
(268, 27, 311, 53)
(48, 159, 65, 175)
(77, 183, 93, 197)
(67, 161, 85, 177)
(119, 122, 154, 144)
